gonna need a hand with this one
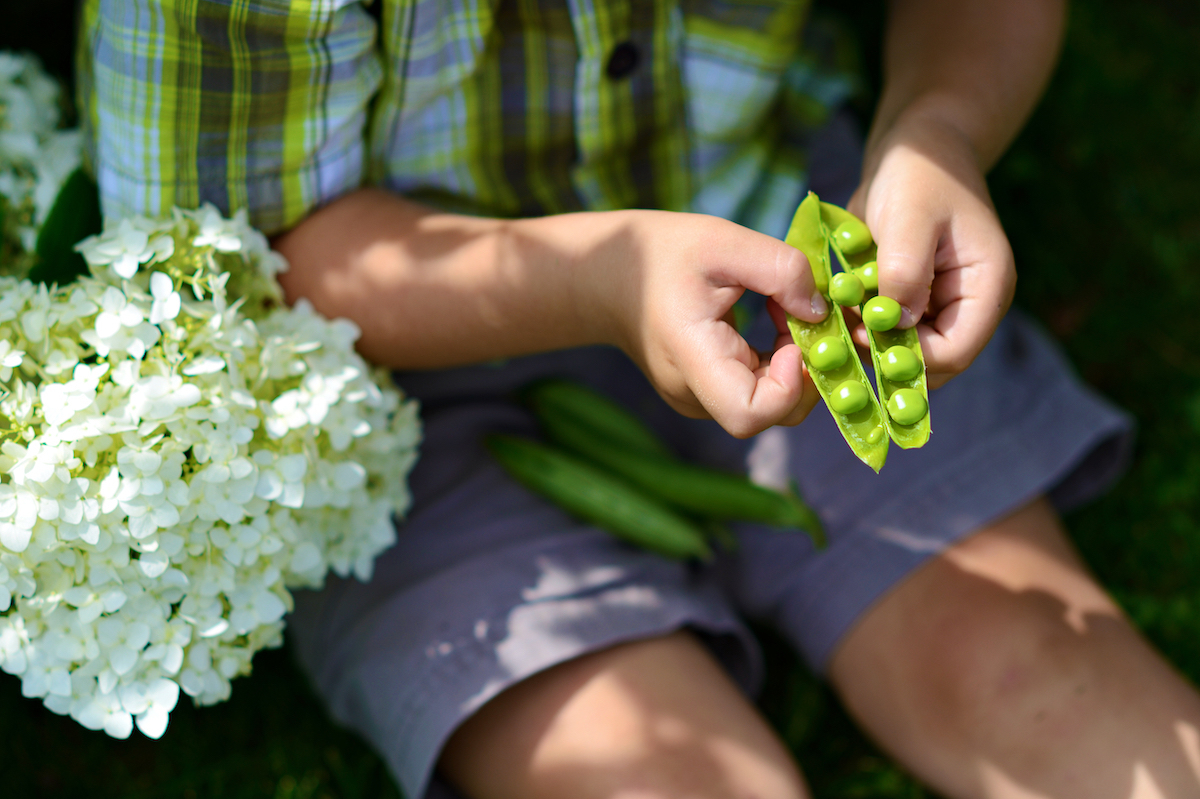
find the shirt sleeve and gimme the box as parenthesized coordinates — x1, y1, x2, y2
(78, 0, 383, 235)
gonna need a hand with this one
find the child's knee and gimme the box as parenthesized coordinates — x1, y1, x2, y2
(439, 631, 810, 799)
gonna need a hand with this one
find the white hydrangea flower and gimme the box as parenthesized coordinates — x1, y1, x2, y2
(0, 199, 422, 742)
(147, 272, 180, 324)
(76, 217, 175, 280)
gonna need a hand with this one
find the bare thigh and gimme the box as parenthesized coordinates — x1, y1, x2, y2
(438, 630, 811, 799)
(830, 497, 1200, 799)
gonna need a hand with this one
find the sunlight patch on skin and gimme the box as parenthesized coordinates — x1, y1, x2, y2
(977, 760, 1047, 798)
(1174, 720, 1200, 784)
(978, 753, 1172, 798)
(942, 529, 1120, 635)
(1131, 762, 1167, 799)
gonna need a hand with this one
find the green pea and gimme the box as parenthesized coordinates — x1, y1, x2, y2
(832, 219, 873, 255)
(863, 296, 902, 331)
(808, 336, 849, 371)
(829, 272, 865, 307)
(867, 426, 885, 444)
(887, 388, 928, 426)
(880, 346, 922, 381)
(828, 380, 869, 415)
(857, 261, 879, 292)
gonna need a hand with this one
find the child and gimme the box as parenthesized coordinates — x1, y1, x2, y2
(81, 0, 1200, 796)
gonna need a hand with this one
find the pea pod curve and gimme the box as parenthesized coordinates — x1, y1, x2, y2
(528, 392, 826, 547)
(819, 203, 932, 449)
(485, 434, 712, 560)
(784, 192, 889, 472)
(520, 378, 675, 458)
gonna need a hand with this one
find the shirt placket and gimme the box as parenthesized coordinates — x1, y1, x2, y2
(564, 0, 690, 212)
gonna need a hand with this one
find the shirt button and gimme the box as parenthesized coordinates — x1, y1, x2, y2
(605, 41, 640, 80)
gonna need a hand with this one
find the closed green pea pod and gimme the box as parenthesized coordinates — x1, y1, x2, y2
(829, 272, 865, 306)
(485, 434, 711, 560)
(521, 378, 674, 458)
(529, 406, 826, 547)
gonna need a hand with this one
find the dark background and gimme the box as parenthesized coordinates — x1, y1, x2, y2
(2, 0, 1200, 796)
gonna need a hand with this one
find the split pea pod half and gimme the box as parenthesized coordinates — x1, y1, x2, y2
(785, 192, 889, 472)
(529, 396, 826, 547)
(485, 434, 712, 561)
(819, 205, 931, 449)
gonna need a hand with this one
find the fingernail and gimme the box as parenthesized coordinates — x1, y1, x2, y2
(899, 306, 917, 328)
(810, 292, 828, 318)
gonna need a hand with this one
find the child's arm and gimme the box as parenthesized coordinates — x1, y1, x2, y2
(849, 0, 1067, 386)
(273, 188, 829, 438)
(81, 0, 825, 441)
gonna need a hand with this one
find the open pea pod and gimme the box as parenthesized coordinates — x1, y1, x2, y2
(820, 203, 931, 449)
(784, 192, 889, 472)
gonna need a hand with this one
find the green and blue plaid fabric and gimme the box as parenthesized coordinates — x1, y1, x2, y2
(78, 0, 854, 237)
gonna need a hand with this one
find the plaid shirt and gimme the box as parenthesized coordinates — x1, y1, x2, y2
(78, 0, 854, 237)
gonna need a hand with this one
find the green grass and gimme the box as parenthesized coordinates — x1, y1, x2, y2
(4, 1, 1200, 796)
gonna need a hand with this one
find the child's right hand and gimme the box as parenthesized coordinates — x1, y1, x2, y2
(588, 210, 829, 439)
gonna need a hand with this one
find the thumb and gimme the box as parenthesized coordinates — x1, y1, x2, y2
(870, 202, 940, 329)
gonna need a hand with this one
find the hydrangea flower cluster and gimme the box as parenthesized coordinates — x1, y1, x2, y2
(0, 204, 420, 739)
(0, 52, 82, 270)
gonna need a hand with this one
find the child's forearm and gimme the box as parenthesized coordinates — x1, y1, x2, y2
(273, 188, 634, 369)
(867, 0, 1067, 173)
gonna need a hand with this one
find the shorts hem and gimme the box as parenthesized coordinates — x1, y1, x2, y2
(782, 366, 1134, 673)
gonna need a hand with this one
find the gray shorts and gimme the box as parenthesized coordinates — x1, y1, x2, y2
(284, 114, 1134, 799)
(286, 313, 1131, 799)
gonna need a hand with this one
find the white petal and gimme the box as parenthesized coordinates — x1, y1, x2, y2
(289, 543, 322, 574)
(150, 271, 173, 299)
(109, 645, 138, 676)
(103, 709, 134, 739)
(276, 454, 307, 483)
(137, 550, 170, 579)
(198, 619, 229, 638)
(95, 311, 121, 339)
(161, 644, 184, 675)
(119, 681, 150, 714)
(136, 706, 170, 739)
(0, 523, 31, 553)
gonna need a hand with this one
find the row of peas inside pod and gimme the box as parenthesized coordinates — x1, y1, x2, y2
(784, 192, 930, 472)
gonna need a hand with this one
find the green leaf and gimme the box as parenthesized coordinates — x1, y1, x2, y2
(29, 167, 102, 286)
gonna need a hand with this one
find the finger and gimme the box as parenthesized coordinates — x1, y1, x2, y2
(768, 333, 820, 426)
(776, 369, 820, 426)
(706, 223, 828, 325)
(870, 202, 940, 330)
(920, 249, 1016, 385)
(686, 324, 808, 439)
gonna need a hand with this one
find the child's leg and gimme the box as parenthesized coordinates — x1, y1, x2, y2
(440, 630, 810, 799)
(831, 497, 1200, 798)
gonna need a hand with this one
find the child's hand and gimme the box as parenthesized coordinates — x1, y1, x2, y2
(600, 211, 829, 439)
(847, 116, 1018, 388)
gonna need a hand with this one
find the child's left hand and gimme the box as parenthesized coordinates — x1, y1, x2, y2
(846, 113, 1018, 389)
